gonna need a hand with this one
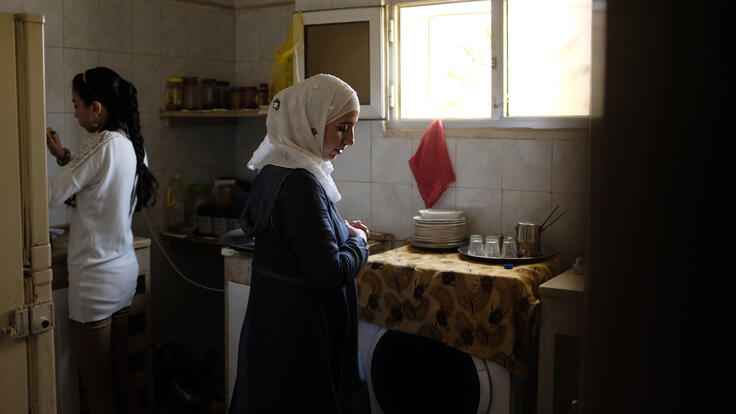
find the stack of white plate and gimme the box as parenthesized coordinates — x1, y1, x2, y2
(410, 210, 466, 248)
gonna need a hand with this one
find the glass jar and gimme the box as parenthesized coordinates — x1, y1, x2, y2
(185, 183, 212, 227)
(164, 77, 183, 110)
(230, 87, 243, 109)
(216, 81, 230, 109)
(256, 83, 269, 107)
(243, 86, 257, 109)
(182, 77, 200, 110)
(201, 78, 216, 109)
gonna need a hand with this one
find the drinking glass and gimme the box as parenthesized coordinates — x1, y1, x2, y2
(501, 236, 518, 258)
(483, 236, 500, 257)
(468, 234, 484, 256)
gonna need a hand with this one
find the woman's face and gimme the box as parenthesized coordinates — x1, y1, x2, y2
(72, 89, 99, 133)
(322, 110, 359, 161)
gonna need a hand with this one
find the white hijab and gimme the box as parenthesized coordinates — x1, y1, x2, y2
(247, 74, 360, 203)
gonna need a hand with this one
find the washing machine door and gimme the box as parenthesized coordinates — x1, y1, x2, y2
(359, 323, 492, 414)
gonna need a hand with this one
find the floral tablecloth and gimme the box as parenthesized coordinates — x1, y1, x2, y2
(356, 245, 569, 377)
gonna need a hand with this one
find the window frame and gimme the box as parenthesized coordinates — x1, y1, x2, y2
(387, 0, 590, 129)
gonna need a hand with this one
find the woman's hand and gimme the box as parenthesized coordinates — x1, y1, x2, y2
(45, 127, 65, 158)
(344, 220, 368, 243)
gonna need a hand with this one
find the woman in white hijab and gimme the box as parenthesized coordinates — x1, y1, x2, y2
(229, 74, 371, 414)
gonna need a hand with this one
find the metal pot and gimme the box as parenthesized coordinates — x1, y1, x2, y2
(515, 222, 542, 257)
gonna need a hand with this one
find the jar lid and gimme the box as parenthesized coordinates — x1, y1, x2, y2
(259, 83, 268, 89)
(216, 80, 230, 86)
(202, 78, 216, 83)
(183, 77, 199, 85)
(244, 86, 257, 91)
(230, 86, 243, 91)
(168, 77, 183, 83)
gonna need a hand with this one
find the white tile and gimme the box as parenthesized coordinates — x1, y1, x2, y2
(371, 137, 412, 184)
(552, 140, 588, 194)
(500, 190, 552, 236)
(213, 9, 235, 61)
(1, 0, 25, 13)
(44, 46, 65, 113)
(98, 0, 132, 52)
(456, 138, 501, 189)
(160, 0, 189, 57)
(139, 113, 163, 169)
(334, 181, 372, 228)
(25, 0, 64, 47)
(63, 0, 98, 49)
(99, 52, 132, 82)
(502, 140, 552, 191)
(130, 54, 161, 113)
(455, 187, 502, 237)
(258, 5, 293, 61)
(545, 193, 587, 262)
(235, 60, 272, 86)
(236, 10, 260, 62)
(45, 112, 65, 177)
(63, 48, 99, 112)
(332, 121, 371, 182)
(411, 185, 455, 213)
(371, 183, 412, 239)
(132, 0, 161, 55)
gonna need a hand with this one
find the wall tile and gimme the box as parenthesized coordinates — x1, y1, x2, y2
(332, 121, 371, 182)
(455, 187, 502, 237)
(130, 54, 161, 113)
(335, 181, 372, 227)
(63, 0, 98, 49)
(456, 138, 501, 189)
(545, 192, 587, 261)
(1, 0, 25, 13)
(552, 140, 588, 194)
(99, 51, 132, 81)
(132, 0, 161, 55)
(236, 9, 260, 62)
(45, 112, 65, 177)
(502, 139, 552, 191)
(98, 0, 132, 52)
(139, 113, 163, 169)
(501, 190, 552, 236)
(371, 137, 412, 184)
(235, 60, 272, 86)
(371, 183, 412, 239)
(24, 0, 64, 47)
(44, 46, 65, 113)
(258, 5, 293, 60)
(411, 185, 455, 213)
(213, 9, 235, 61)
(160, 0, 189, 57)
(63, 48, 99, 112)
(63, 112, 92, 154)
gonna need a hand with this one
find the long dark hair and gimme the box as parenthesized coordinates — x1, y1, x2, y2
(72, 66, 158, 211)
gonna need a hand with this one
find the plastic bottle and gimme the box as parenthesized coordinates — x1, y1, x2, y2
(166, 173, 186, 231)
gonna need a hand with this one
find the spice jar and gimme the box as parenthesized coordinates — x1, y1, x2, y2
(164, 77, 183, 110)
(243, 86, 257, 109)
(230, 87, 243, 109)
(201, 78, 216, 109)
(215, 80, 230, 109)
(256, 83, 269, 107)
(182, 77, 200, 110)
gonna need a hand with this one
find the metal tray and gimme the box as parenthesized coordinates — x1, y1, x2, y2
(457, 245, 557, 264)
(408, 238, 467, 251)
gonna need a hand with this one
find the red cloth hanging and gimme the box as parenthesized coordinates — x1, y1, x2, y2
(408, 119, 456, 208)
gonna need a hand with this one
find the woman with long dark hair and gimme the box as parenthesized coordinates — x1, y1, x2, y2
(46, 66, 157, 414)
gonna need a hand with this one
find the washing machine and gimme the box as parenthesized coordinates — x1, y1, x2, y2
(358, 322, 511, 414)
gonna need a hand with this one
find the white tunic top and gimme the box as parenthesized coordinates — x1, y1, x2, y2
(48, 130, 139, 323)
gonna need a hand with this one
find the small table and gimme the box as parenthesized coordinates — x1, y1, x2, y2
(537, 269, 584, 414)
(357, 245, 568, 377)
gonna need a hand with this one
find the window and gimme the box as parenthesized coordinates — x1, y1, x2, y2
(393, 0, 592, 125)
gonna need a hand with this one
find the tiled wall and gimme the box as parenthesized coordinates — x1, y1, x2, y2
(0, 0, 238, 230)
(326, 123, 589, 261)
